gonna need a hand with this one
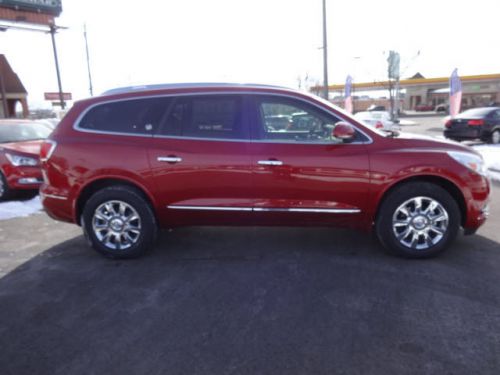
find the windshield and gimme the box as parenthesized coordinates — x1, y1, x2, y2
(0, 123, 52, 143)
(456, 108, 494, 118)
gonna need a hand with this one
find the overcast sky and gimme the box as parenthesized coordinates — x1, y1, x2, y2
(1, 0, 499, 108)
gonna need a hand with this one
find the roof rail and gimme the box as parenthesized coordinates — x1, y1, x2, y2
(101, 82, 289, 96)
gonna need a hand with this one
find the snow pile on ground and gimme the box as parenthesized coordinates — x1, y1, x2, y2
(474, 145, 500, 182)
(398, 119, 417, 126)
(0, 195, 43, 221)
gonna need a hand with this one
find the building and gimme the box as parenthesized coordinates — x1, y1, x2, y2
(0, 54, 29, 118)
(326, 73, 500, 111)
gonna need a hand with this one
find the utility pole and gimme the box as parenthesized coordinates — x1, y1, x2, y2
(0, 73, 8, 117)
(83, 23, 94, 96)
(322, 0, 329, 100)
(49, 23, 65, 109)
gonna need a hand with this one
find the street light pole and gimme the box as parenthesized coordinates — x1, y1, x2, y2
(83, 23, 94, 96)
(49, 23, 65, 109)
(322, 0, 329, 100)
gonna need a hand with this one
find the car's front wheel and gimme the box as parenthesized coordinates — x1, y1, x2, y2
(375, 182, 460, 258)
(82, 185, 158, 259)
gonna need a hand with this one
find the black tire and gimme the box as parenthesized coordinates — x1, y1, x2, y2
(490, 129, 500, 144)
(82, 185, 158, 259)
(375, 182, 461, 258)
(0, 171, 11, 201)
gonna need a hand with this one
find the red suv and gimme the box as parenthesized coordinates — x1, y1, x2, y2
(40, 84, 490, 259)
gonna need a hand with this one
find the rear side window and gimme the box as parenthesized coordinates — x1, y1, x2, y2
(159, 95, 246, 140)
(78, 98, 170, 135)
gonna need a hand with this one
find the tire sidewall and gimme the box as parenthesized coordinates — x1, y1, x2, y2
(491, 130, 500, 144)
(0, 171, 10, 201)
(82, 186, 157, 259)
(376, 183, 460, 258)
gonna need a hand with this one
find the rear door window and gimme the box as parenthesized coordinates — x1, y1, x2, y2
(158, 95, 247, 140)
(79, 97, 171, 135)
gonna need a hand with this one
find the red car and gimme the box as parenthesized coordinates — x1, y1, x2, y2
(0, 119, 51, 200)
(40, 83, 490, 259)
(415, 104, 434, 112)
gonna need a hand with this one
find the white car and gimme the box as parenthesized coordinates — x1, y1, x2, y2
(354, 111, 400, 132)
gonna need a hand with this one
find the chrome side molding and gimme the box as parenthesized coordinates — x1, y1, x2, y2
(167, 205, 360, 214)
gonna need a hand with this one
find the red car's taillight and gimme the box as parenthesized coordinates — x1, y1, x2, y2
(468, 119, 484, 126)
(445, 119, 452, 128)
(40, 140, 57, 162)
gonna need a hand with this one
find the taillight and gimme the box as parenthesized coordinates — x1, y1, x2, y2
(40, 140, 57, 162)
(468, 119, 484, 126)
(445, 120, 452, 128)
(375, 121, 384, 129)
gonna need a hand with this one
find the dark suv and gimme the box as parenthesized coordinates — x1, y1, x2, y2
(40, 83, 490, 259)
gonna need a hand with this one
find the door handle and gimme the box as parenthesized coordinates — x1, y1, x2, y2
(258, 160, 283, 166)
(158, 156, 182, 163)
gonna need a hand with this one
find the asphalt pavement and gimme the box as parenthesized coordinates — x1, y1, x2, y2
(0, 117, 499, 375)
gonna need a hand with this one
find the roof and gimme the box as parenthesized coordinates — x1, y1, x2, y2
(101, 82, 289, 96)
(0, 55, 27, 95)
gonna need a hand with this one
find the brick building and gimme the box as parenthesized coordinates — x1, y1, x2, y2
(0, 54, 29, 118)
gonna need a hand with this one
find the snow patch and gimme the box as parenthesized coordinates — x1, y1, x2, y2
(473, 144, 500, 182)
(0, 196, 43, 221)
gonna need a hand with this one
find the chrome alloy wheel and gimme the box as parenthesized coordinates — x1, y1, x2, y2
(92, 200, 141, 250)
(392, 196, 449, 250)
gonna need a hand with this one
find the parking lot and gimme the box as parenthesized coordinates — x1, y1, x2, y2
(1, 115, 500, 375)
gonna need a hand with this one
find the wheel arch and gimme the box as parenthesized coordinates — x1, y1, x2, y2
(374, 175, 467, 227)
(75, 177, 158, 225)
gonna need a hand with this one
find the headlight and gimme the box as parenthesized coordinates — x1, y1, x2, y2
(447, 151, 487, 176)
(5, 153, 38, 167)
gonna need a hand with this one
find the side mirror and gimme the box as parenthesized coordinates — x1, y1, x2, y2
(332, 122, 355, 141)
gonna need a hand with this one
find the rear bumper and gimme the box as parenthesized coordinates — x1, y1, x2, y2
(40, 184, 75, 223)
(444, 128, 482, 140)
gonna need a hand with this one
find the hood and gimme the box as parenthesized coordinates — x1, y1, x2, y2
(388, 132, 481, 156)
(0, 140, 43, 157)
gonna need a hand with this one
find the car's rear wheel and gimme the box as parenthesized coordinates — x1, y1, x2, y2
(375, 182, 460, 258)
(491, 129, 500, 144)
(82, 185, 157, 259)
(0, 171, 11, 201)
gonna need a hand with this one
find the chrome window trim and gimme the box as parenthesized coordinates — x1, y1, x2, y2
(167, 205, 361, 214)
(73, 91, 374, 145)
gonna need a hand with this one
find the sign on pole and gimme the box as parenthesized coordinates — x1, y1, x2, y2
(387, 51, 400, 80)
(0, 0, 62, 16)
(44, 92, 71, 101)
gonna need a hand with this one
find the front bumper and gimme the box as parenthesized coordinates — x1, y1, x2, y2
(462, 172, 490, 232)
(4, 165, 43, 190)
